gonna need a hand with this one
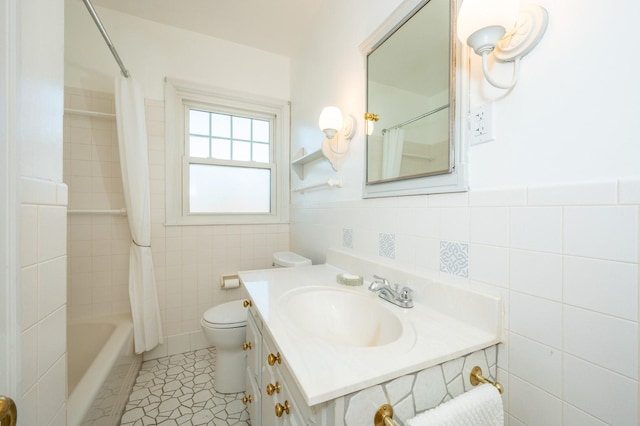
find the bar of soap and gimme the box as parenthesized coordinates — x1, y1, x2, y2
(336, 273, 363, 286)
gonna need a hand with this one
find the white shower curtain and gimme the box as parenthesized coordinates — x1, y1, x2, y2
(381, 127, 405, 180)
(115, 75, 164, 354)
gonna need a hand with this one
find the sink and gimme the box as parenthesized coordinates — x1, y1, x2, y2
(279, 286, 403, 347)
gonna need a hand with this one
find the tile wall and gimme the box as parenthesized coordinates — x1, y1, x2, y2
(64, 88, 290, 356)
(19, 177, 68, 426)
(290, 179, 640, 426)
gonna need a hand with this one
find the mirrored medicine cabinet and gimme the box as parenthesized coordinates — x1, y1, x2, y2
(362, 0, 468, 198)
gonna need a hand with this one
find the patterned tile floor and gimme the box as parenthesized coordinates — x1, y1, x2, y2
(120, 348, 250, 426)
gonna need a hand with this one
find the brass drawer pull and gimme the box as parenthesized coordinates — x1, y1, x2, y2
(243, 300, 252, 308)
(275, 400, 290, 417)
(242, 395, 253, 405)
(266, 381, 281, 395)
(242, 342, 252, 351)
(267, 352, 281, 365)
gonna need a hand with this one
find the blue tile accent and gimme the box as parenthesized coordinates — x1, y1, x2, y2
(343, 228, 353, 248)
(439, 241, 469, 277)
(379, 233, 396, 259)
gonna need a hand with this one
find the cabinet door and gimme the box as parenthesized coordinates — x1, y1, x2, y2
(246, 309, 262, 387)
(244, 367, 261, 426)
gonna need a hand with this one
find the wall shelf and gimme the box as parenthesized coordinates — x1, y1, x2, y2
(291, 148, 325, 180)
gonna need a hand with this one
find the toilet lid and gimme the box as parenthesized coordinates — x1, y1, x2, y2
(202, 300, 248, 329)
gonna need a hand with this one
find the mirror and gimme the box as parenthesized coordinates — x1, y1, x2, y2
(363, 0, 467, 197)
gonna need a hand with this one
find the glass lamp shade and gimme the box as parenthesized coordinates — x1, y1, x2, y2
(319, 106, 343, 139)
(457, 0, 520, 45)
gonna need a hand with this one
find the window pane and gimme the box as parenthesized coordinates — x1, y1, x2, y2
(253, 120, 270, 143)
(211, 113, 231, 138)
(211, 138, 231, 160)
(189, 110, 209, 135)
(233, 140, 251, 161)
(253, 143, 269, 163)
(233, 116, 251, 140)
(189, 164, 270, 213)
(189, 136, 210, 158)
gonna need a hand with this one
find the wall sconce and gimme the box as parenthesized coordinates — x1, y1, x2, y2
(457, 0, 548, 90)
(318, 106, 355, 171)
(364, 112, 379, 136)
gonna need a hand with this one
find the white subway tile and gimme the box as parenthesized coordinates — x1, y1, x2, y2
(564, 306, 637, 379)
(413, 208, 440, 238)
(508, 333, 562, 397)
(21, 177, 57, 205)
(37, 356, 66, 426)
(528, 181, 617, 206)
(509, 250, 562, 301)
(21, 326, 38, 392)
(20, 205, 38, 267)
(510, 292, 562, 349)
(21, 266, 38, 330)
(468, 244, 509, 288)
(619, 178, 640, 205)
(37, 206, 66, 262)
(37, 307, 66, 376)
(20, 386, 37, 426)
(564, 355, 637, 425)
(37, 257, 66, 320)
(564, 256, 637, 321)
(510, 207, 562, 253)
(470, 207, 510, 246)
(563, 404, 608, 426)
(564, 206, 638, 262)
(508, 374, 562, 426)
(440, 208, 469, 242)
(428, 191, 469, 207)
(468, 187, 527, 207)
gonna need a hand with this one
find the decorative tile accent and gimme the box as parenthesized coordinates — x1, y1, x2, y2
(120, 348, 249, 426)
(343, 228, 353, 248)
(379, 233, 395, 259)
(439, 241, 469, 277)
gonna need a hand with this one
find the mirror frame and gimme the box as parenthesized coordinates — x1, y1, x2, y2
(361, 0, 468, 198)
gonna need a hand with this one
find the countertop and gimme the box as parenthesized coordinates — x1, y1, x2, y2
(239, 261, 501, 407)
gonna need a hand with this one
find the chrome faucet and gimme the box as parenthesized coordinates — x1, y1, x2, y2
(368, 275, 414, 308)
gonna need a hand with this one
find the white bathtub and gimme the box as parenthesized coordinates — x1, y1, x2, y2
(67, 314, 141, 426)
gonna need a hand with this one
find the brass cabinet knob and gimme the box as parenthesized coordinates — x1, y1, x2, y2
(275, 400, 291, 417)
(266, 381, 281, 395)
(242, 342, 252, 351)
(243, 300, 252, 308)
(242, 395, 253, 405)
(267, 352, 281, 366)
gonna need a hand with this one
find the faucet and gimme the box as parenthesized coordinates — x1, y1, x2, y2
(368, 275, 414, 308)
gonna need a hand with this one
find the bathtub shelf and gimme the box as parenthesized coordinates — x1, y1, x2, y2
(64, 108, 116, 119)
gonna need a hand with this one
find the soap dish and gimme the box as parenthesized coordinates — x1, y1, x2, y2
(336, 273, 363, 286)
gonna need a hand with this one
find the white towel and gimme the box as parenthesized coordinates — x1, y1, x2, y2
(406, 385, 504, 426)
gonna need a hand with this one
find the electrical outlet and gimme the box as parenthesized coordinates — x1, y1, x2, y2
(469, 103, 494, 145)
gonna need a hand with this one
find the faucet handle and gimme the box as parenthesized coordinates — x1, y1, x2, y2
(373, 275, 390, 285)
(400, 286, 413, 300)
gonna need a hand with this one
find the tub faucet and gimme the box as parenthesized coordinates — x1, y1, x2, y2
(368, 275, 414, 308)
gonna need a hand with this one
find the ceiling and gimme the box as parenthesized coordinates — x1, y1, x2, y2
(90, 0, 324, 57)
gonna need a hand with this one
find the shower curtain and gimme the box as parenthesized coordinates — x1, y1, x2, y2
(115, 75, 164, 354)
(381, 127, 405, 180)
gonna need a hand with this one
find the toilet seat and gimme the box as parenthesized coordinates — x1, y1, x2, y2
(202, 300, 247, 329)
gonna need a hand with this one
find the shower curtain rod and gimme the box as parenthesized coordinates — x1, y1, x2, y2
(82, 0, 130, 78)
(382, 103, 450, 135)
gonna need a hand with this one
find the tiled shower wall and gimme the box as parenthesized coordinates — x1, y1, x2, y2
(64, 88, 289, 347)
(291, 180, 640, 425)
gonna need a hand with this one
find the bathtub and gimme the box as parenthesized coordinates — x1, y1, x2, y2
(67, 313, 141, 426)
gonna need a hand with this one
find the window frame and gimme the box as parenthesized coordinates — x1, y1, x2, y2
(165, 78, 290, 225)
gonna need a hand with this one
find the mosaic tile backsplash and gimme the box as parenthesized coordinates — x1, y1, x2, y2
(439, 241, 469, 277)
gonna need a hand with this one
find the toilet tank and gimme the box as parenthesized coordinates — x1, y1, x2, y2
(272, 251, 312, 268)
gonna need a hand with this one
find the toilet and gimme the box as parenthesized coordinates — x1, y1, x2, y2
(201, 251, 311, 393)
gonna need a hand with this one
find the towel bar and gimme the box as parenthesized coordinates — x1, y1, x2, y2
(374, 404, 399, 426)
(470, 366, 504, 394)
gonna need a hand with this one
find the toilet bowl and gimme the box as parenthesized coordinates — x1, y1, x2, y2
(202, 251, 311, 394)
(201, 300, 248, 393)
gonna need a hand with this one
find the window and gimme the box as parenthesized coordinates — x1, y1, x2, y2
(165, 79, 290, 225)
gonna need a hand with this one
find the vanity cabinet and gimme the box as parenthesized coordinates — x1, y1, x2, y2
(244, 306, 262, 425)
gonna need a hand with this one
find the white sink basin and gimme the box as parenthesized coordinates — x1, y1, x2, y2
(279, 286, 403, 347)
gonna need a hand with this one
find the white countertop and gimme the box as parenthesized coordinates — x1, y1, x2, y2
(239, 257, 502, 407)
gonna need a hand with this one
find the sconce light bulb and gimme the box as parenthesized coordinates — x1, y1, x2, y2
(319, 106, 344, 139)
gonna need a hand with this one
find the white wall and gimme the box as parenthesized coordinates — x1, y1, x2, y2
(289, 0, 640, 425)
(64, 0, 290, 100)
(18, 0, 68, 424)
